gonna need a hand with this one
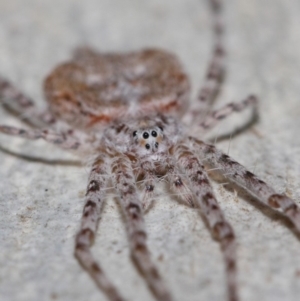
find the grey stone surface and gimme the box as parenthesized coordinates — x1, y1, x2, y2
(1, 0, 300, 301)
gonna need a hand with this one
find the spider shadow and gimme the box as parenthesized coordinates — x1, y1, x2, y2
(0, 144, 82, 166)
(208, 170, 300, 241)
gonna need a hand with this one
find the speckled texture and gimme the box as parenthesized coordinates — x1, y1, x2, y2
(0, 1, 300, 301)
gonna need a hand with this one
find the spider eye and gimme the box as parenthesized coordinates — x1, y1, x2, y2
(145, 144, 150, 150)
(155, 142, 159, 148)
(158, 126, 163, 131)
(151, 131, 157, 137)
(133, 131, 137, 137)
(143, 132, 149, 139)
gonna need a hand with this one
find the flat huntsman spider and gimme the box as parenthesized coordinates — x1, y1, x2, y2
(1, 1, 300, 301)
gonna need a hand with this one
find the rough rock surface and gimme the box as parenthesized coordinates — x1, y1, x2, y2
(0, 1, 300, 301)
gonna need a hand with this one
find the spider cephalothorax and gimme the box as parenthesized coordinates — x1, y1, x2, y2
(101, 114, 184, 159)
(1, 1, 300, 301)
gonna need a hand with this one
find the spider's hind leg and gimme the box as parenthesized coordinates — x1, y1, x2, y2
(0, 76, 56, 127)
(183, 0, 225, 125)
(73, 46, 99, 60)
(198, 95, 258, 134)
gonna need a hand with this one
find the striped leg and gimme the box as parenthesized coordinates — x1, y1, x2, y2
(111, 154, 173, 301)
(0, 76, 56, 127)
(183, 0, 225, 124)
(198, 95, 258, 132)
(174, 143, 239, 301)
(75, 156, 126, 301)
(140, 171, 157, 212)
(0, 125, 84, 151)
(191, 138, 300, 232)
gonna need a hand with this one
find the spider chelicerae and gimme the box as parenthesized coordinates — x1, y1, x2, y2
(1, 1, 300, 301)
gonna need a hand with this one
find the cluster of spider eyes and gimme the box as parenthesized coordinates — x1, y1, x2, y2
(143, 131, 157, 138)
(132, 127, 163, 150)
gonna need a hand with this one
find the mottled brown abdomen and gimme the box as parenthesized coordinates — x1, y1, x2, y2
(44, 48, 190, 129)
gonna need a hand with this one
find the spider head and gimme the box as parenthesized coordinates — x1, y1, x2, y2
(132, 125, 165, 155)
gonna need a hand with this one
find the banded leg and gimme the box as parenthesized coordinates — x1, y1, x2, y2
(75, 156, 126, 301)
(191, 138, 300, 232)
(183, 0, 225, 124)
(73, 46, 99, 60)
(111, 154, 172, 301)
(174, 143, 238, 301)
(198, 95, 258, 132)
(0, 125, 85, 151)
(0, 76, 56, 127)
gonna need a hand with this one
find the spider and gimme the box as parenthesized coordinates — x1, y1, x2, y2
(1, 0, 300, 301)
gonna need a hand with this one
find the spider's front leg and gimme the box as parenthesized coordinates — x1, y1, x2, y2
(111, 153, 172, 301)
(191, 138, 300, 232)
(75, 155, 126, 301)
(173, 143, 238, 301)
(0, 76, 56, 127)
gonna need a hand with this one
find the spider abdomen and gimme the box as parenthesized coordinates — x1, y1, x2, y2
(44, 48, 190, 130)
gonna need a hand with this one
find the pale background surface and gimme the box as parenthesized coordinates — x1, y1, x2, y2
(1, 0, 300, 301)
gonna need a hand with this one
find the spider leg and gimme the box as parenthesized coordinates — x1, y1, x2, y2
(75, 155, 126, 301)
(0, 125, 84, 151)
(111, 154, 172, 301)
(174, 142, 238, 301)
(0, 76, 56, 127)
(0, 76, 91, 143)
(191, 138, 300, 232)
(73, 46, 99, 60)
(198, 95, 258, 132)
(183, 0, 225, 124)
